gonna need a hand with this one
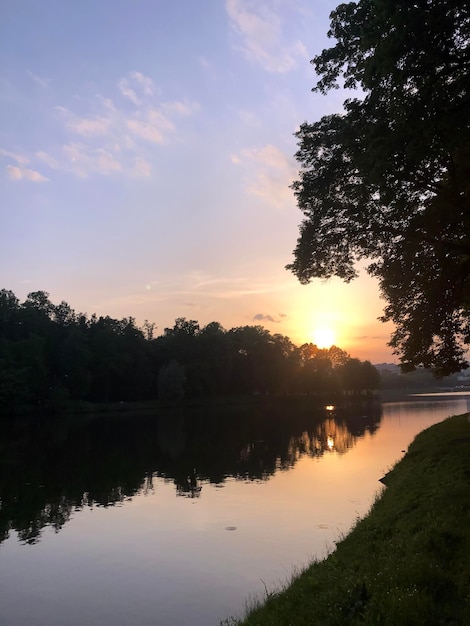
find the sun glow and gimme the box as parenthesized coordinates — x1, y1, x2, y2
(312, 326, 336, 349)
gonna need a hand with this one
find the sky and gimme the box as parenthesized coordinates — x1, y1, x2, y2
(0, 0, 397, 363)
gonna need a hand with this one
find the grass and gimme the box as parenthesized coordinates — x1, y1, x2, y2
(226, 413, 470, 626)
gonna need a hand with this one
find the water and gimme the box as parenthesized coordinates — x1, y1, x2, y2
(1, 393, 469, 625)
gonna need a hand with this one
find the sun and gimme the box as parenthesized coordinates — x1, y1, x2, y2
(312, 326, 335, 349)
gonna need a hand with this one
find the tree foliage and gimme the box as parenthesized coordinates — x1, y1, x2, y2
(158, 360, 186, 402)
(0, 288, 380, 415)
(288, 0, 470, 375)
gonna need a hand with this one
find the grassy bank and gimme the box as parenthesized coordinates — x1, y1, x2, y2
(228, 413, 470, 625)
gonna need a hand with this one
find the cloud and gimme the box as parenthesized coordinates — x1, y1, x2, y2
(1, 147, 48, 182)
(36, 151, 59, 168)
(162, 100, 200, 117)
(0, 148, 29, 165)
(182, 271, 293, 299)
(198, 56, 219, 81)
(61, 143, 121, 178)
(11, 71, 200, 179)
(118, 79, 140, 106)
(118, 71, 155, 105)
(127, 119, 165, 143)
(127, 108, 174, 143)
(242, 143, 290, 169)
(232, 143, 297, 207)
(94, 273, 296, 323)
(7, 165, 48, 182)
(130, 71, 154, 96)
(131, 157, 151, 178)
(69, 116, 110, 137)
(134, 271, 292, 303)
(28, 70, 48, 87)
(226, 0, 307, 73)
(253, 313, 280, 323)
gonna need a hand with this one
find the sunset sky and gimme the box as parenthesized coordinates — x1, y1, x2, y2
(0, 0, 396, 363)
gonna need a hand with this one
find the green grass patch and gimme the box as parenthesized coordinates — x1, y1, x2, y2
(227, 413, 470, 626)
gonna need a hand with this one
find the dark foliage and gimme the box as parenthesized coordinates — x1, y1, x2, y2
(0, 288, 380, 415)
(288, 0, 470, 376)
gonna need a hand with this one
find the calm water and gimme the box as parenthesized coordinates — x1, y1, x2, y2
(1, 393, 469, 625)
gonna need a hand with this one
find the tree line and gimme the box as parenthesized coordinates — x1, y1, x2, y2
(0, 289, 380, 415)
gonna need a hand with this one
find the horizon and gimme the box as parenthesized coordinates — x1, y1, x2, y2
(2, 284, 397, 364)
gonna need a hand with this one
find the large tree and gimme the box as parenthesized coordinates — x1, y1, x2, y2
(288, 0, 470, 375)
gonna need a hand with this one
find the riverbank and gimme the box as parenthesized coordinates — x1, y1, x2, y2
(4, 392, 382, 420)
(228, 413, 470, 625)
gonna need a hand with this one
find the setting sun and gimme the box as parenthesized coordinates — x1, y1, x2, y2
(313, 327, 336, 349)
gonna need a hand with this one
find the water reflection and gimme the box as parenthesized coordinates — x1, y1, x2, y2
(0, 399, 381, 544)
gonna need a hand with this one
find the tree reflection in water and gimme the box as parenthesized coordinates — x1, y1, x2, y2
(0, 398, 381, 543)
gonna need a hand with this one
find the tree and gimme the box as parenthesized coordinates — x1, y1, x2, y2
(328, 345, 350, 368)
(336, 358, 380, 395)
(197, 322, 232, 395)
(228, 325, 278, 393)
(288, 0, 470, 375)
(158, 360, 186, 402)
(0, 289, 20, 335)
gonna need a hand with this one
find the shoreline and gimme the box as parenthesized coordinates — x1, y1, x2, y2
(226, 413, 470, 625)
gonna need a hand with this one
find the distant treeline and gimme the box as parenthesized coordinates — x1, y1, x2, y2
(377, 366, 464, 392)
(0, 289, 381, 415)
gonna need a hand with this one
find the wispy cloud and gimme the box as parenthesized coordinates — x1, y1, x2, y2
(61, 143, 121, 178)
(28, 70, 49, 87)
(131, 71, 154, 96)
(182, 270, 283, 298)
(118, 70, 155, 105)
(127, 108, 174, 143)
(141, 271, 293, 302)
(93, 273, 295, 327)
(242, 143, 290, 169)
(162, 100, 200, 116)
(1, 148, 48, 182)
(36, 151, 59, 169)
(131, 156, 151, 178)
(118, 79, 140, 106)
(7, 164, 48, 182)
(226, 0, 307, 73)
(0, 148, 29, 165)
(198, 56, 215, 76)
(231, 143, 297, 208)
(56, 107, 111, 137)
(5, 71, 200, 180)
(126, 119, 164, 143)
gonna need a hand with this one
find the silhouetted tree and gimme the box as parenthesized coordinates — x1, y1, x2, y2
(337, 359, 380, 395)
(288, 0, 470, 376)
(0, 288, 382, 413)
(158, 360, 186, 402)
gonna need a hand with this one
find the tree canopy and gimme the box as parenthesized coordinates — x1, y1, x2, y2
(288, 0, 470, 375)
(0, 288, 380, 415)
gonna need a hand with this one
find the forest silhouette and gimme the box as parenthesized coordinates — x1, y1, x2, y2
(0, 289, 381, 415)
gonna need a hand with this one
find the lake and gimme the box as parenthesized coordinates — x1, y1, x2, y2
(1, 393, 469, 625)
